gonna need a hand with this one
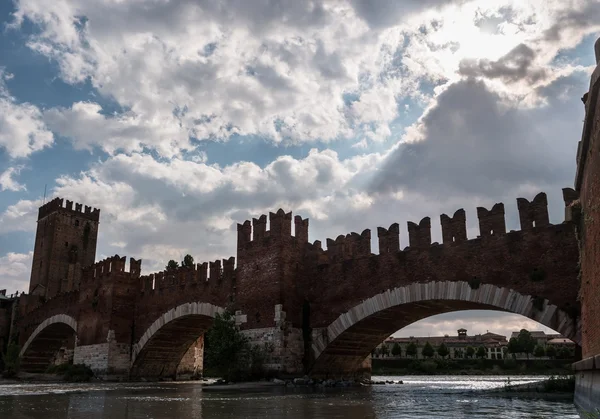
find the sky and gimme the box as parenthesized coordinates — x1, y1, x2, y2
(0, 0, 598, 339)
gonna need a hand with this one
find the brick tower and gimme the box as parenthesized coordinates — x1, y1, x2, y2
(29, 197, 100, 299)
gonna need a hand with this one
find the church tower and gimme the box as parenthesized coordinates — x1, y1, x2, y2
(29, 198, 100, 299)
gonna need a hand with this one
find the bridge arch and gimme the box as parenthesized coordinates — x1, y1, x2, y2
(19, 314, 78, 372)
(310, 281, 580, 377)
(131, 302, 225, 378)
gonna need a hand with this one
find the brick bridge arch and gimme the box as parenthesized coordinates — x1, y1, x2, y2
(19, 314, 78, 372)
(130, 302, 225, 378)
(310, 282, 580, 377)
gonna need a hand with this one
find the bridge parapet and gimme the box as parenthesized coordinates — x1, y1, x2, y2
(82, 255, 141, 281)
(237, 209, 296, 249)
(300, 190, 580, 329)
(138, 256, 236, 295)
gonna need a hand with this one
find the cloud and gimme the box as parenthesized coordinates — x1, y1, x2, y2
(0, 199, 42, 234)
(394, 310, 559, 338)
(0, 252, 32, 293)
(458, 43, 547, 84)
(348, 0, 464, 29)
(0, 70, 54, 158)
(43, 102, 192, 158)
(0, 167, 27, 191)
(543, 0, 600, 44)
(370, 74, 584, 200)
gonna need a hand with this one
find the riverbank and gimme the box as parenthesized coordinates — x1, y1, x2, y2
(372, 358, 573, 376)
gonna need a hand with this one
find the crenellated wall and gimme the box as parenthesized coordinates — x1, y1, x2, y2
(15, 187, 581, 380)
(299, 191, 579, 334)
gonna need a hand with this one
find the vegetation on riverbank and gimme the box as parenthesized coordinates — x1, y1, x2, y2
(45, 363, 95, 382)
(372, 358, 573, 376)
(203, 311, 268, 381)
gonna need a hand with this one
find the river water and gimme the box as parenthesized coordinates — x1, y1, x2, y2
(0, 375, 580, 418)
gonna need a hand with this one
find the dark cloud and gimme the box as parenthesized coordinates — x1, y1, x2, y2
(458, 44, 547, 84)
(369, 75, 585, 199)
(349, 0, 463, 29)
(543, 1, 600, 43)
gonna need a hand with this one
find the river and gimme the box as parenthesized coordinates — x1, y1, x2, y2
(0, 375, 580, 418)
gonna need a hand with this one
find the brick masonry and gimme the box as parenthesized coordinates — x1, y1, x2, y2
(241, 305, 305, 375)
(13, 185, 582, 380)
(572, 38, 600, 412)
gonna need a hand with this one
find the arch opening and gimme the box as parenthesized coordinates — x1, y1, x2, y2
(20, 317, 77, 373)
(310, 282, 579, 378)
(131, 302, 224, 379)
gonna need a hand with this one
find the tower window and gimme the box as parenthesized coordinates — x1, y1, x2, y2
(75, 219, 80, 226)
(65, 241, 69, 247)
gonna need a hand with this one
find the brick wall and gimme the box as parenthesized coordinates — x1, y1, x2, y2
(576, 52, 600, 359)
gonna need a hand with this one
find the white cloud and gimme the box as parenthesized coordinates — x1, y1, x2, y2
(43, 101, 192, 158)
(0, 167, 27, 192)
(0, 70, 54, 158)
(0, 252, 33, 293)
(12, 0, 595, 156)
(0, 199, 42, 234)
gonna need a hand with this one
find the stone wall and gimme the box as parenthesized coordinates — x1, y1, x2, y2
(73, 330, 130, 376)
(176, 336, 204, 378)
(242, 305, 304, 375)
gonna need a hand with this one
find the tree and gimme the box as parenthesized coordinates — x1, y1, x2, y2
(516, 329, 536, 359)
(534, 345, 546, 358)
(545, 345, 557, 359)
(380, 344, 389, 357)
(204, 311, 266, 381)
(391, 342, 402, 357)
(557, 347, 573, 360)
(437, 342, 449, 359)
(466, 346, 475, 359)
(166, 260, 179, 270)
(181, 254, 194, 268)
(422, 342, 435, 358)
(507, 337, 521, 355)
(476, 346, 487, 359)
(406, 342, 418, 358)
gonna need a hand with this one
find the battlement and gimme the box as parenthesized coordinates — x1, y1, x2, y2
(139, 256, 235, 292)
(237, 208, 306, 249)
(324, 230, 372, 262)
(38, 197, 100, 222)
(305, 189, 579, 264)
(83, 255, 141, 280)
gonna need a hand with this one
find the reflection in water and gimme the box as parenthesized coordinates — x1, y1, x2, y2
(0, 376, 580, 419)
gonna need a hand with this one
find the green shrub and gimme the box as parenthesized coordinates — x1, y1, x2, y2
(420, 361, 437, 374)
(46, 363, 94, 382)
(204, 311, 268, 381)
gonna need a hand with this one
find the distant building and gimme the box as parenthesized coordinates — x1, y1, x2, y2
(508, 331, 576, 360)
(509, 330, 573, 346)
(376, 329, 507, 360)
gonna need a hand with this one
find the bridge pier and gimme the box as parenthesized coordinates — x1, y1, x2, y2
(176, 336, 204, 379)
(72, 331, 130, 378)
(241, 305, 305, 376)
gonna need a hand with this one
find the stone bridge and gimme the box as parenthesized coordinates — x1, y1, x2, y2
(14, 189, 581, 379)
